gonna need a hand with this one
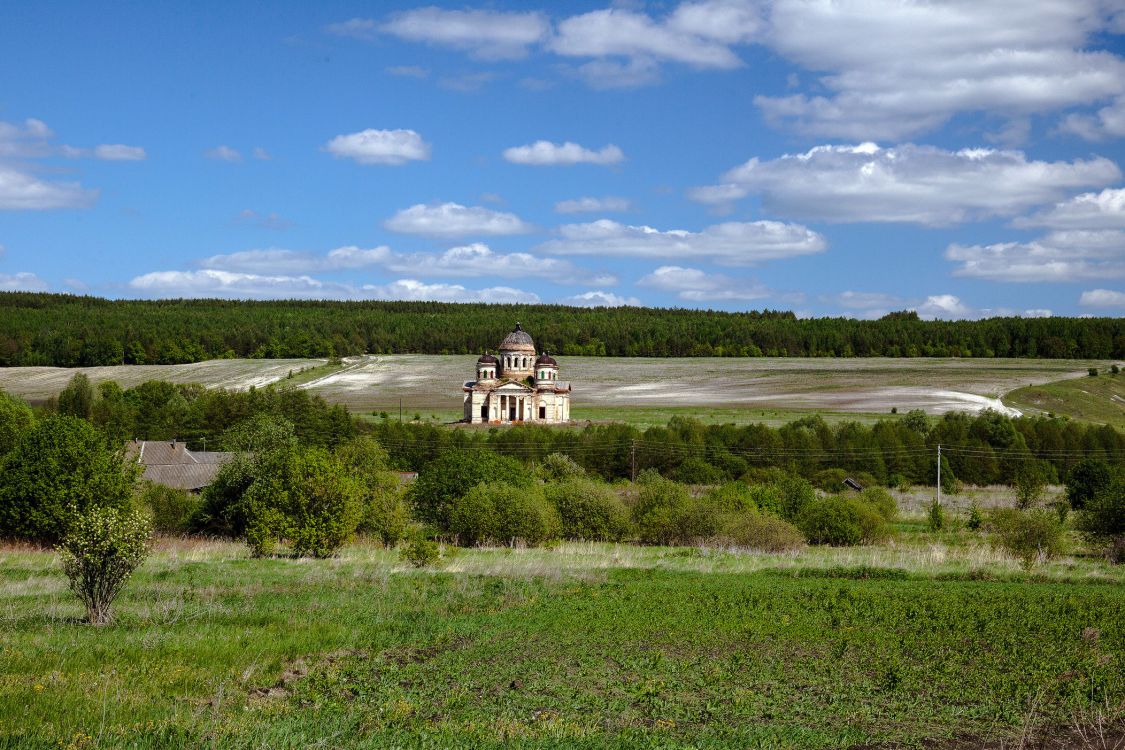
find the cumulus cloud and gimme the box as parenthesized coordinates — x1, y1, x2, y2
(361, 279, 540, 304)
(1058, 96, 1125, 141)
(378, 8, 549, 60)
(558, 290, 640, 307)
(1014, 187, 1125, 230)
(323, 129, 430, 166)
(637, 265, 773, 301)
(502, 141, 624, 166)
(384, 202, 534, 237)
(689, 143, 1121, 225)
(912, 294, 1053, 320)
(554, 196, 632, 213)
(252, 147, 271, 161)
(1079, 288, 1125, 307)
(538, 219, 825, 266)
(93, 144, 146, 161)
(946, 230, 1125, 282)
(128, 269, 353, 299)
(756, 0, 1125, 139)
(0, 271, 48, 292)
(205, 145, 242, 162)
(0, 165, 98, 210)
(199, 246, 391, 274)
(0, 118, 54, 159)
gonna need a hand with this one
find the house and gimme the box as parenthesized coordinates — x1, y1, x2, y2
(124, 439, 233, 492)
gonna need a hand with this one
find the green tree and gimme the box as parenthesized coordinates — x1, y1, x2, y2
(1075, 475, 1125, 563)
(0, 389, 35, 457)
(57, 372, 94, 420)
(450, 482, 560, 547)
(0, 416, 138, 542)
(58, 505, 151, 625)
(1066, 458, 1114, 511)
(335, 437, 409, 545)
(409, 450, 532, 531)
(1013, 461, 1049, 509)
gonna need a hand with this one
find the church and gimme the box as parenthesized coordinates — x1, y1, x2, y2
(462, 323, 572, 424)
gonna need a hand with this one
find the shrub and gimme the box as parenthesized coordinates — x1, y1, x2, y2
(243, 448, 364, 558)
(1066, 458, 1114, 511)
(772, 475, 816, 521)
(451, 483, 560, 547)
(410, 451, 532, 531)
(991, 508, 1066, 570)
(860, 487, 897, 521)
(712, 512, 805, 552)
(797, 496, 891, 546)
(632, 474, 694, 545)
(704, 482, 760, 513)
(537, 452, 586, 482)
(544, 479, 632, 541)
(966, 502, 984, 531)
(1013, 461, 1049, 509)
(1088, 367, 1099, 377)
(0, 389, 34, 458)
(139, 482, 201, 535)
(400, 530, 442, 568)
(811, 468, 848, 492)
(58, 505, 151, 625)
(0, 416, 138, 543)
(672, 457, 727, 485)
(927, 499, 945, 531)
(1075, 476, 1125, 563)
(335, 437, 409, 546)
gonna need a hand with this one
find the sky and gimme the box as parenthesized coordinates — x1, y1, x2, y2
(1, 0, 1125, 319)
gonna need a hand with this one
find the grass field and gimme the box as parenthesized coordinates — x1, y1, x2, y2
(2, 525, 1123, 749)
(1007, 372, 1125, 429)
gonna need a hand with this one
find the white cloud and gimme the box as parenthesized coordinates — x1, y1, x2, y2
(559, 290, 640, 307)
(946, 230, 1125, 282)
(200, 246, 391, 274)
(832, 291, 904, 310)
(913, 294, 1054, 320)
(554, 196, 632, 214)
(689, 143, 1121, 225)
(93, 144, 146, 161)
(0, 118, 54, 159)
(384, 202, 534, 237)
(379, 8, 549, 60)
(0, 272, 48, 292)
(128, 269, 354, 299)
(1059, 96, 1125, 141)
(1014, 187, 1125, 230)
(1079, 288, 1125, 307)
(361, 279, 540, 304)
(205, 145, 242, 162)
(571, 57, 661, 89)
(252, 147, 271, 161)
(386, 65, 429, 79)
(439, 71, 497, 93)
(637, 265, 774, 301)
(538, 219, 825, 266)
(0, 165, 98, 210)
(324, 18, 379, 41)
(503, 141, 624, 166)
(756, 0, 1125, 139)
(323, 129, 430, 166)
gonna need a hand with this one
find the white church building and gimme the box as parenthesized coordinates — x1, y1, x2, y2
(462, 323, 572, 424)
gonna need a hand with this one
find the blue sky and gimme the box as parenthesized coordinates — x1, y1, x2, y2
(2, 0, 1125, 318)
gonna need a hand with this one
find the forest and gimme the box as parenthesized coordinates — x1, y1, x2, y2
(2, 292, 1123, 365)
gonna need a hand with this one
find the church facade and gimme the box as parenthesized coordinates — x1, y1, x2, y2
(462, 323, 572, 424)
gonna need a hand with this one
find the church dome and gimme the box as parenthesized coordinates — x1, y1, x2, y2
(535, 351, 557, 367)
(477, 351, 498, 364)
(498, 322, 536, 353)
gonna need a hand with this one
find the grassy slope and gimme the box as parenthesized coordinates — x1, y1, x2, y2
(2, 537, 1123, 749)
(1007, 372, 1125, 429)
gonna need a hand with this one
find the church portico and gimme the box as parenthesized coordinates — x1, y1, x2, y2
(462, 323, 572, 425)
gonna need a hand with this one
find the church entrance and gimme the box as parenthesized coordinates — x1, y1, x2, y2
(480, 404, 488, 420)
(539, 405, 546, 420)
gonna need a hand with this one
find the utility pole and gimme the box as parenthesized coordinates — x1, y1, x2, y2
(631, 440, 637, 482)
(399, 397, 402, 423)
(936, 443, 942, 506)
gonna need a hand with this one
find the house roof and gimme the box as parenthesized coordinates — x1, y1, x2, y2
(125, 439, 234, 490)
(141, 463, 225, 491)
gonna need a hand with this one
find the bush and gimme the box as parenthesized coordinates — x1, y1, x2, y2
(410, 451, 532, 531)
(711, 512, 805, 552)
(0, 389, 34, 458)
(773, 475, 817, 521)
(859, 487, 897, 521)
(1013, 461, 1049, 509)
(991, 508, 1066, 570)
(451, 483, 560, 547)
(537, 452, 586, 482)
(1088, 367, 1099, 377)
(400, 530, 442, 568)
(928, 499, 945, 531)
(243, 448, 364, 558)
(1066, 458, 1114, 511)
(0, 416, 138, 543)
(672, 457, 727, 485)
(811, 468, 848, 492)
(797, 496, 891, 546)
(544, 479, 632, 541)
(704, 482, 760, 513)
(966, 502, 984, 531)
(1075, 476, 1125, 562)
(139, 482, 201, 535)
(58, 505, 151, 625)
(335, 437, 409, 546)
(632, 474, 694, 545)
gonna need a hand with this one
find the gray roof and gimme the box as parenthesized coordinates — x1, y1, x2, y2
(498, 322, 535, 352)
(141, 463, 224, 491)
(125, 439, 234, 490)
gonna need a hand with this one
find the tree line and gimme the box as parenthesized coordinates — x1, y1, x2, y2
(2, 292, 1123, 366)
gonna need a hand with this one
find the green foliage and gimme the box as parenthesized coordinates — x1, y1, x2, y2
(1013, 461, 1049, 509)
(928, 499, 946, 531)
(632, 473, 695, 545)
(544, 478, 632, 541)
(966, 502, 984, 531)
(57, 372, 94, 420)
(0, 388, 34, 457)
(704, 481, 761, 513)
(991, 509, 1067, 569)
(399, 529, 442, 568)
(409, 450, 532, 531)
(811, 468, 848, 492)
(772, 475, 817, 521)
(334, 437, 408, 545)
(1066, 458, 1114, 511)
(450, 483, 560, 547)
(1075, 475, 1125, 561)
(712, 511, 805, 552)
(536, 452, 586, 482)
(797, 496, 891, 546)
(243, 447, 364, 558)
(1088, 367, 1099, 377)
(671, 456, 727, 485)
(57, 505, 151, 625)
(859, 487, 897, 521)
(0, 415, 138, 542)
(138, 482, 201, 535)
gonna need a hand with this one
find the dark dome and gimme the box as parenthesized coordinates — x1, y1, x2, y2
(498, 322, 535, 353)
(535, 351, 558, 367)
(477, 351, 498, 364)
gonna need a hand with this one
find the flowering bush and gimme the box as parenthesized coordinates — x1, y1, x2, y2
(58, 506, 151, 625)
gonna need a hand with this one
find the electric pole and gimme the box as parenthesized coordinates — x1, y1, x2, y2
(936, 443, 942, 506)
(631, 440, 636, 482)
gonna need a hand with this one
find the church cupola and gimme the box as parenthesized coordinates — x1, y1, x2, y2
(534, 350, 558, 381)
(497, 322, 536, 378)
(476, 351, 498, 381)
